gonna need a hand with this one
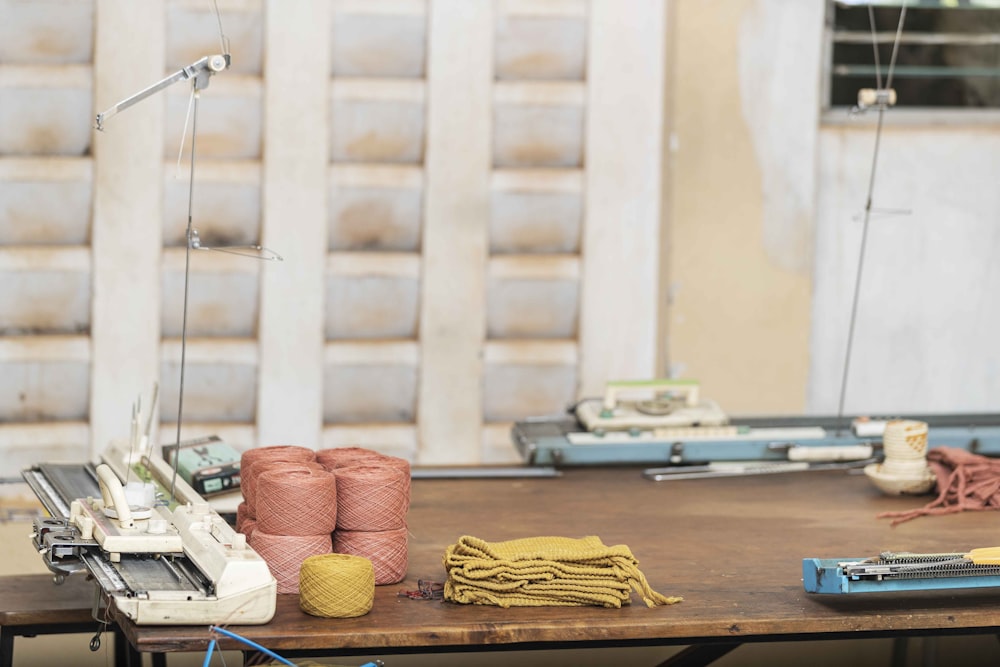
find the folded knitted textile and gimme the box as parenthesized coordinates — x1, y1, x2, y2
(442, 535, 681, 609)
(878, 446, 1000, 526)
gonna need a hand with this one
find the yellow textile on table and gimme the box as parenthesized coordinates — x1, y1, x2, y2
(443, 535, 682, 609)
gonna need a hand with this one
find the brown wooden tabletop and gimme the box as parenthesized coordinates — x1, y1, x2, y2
(0, 573, 98, 627)
(113, 466, 1000, 655)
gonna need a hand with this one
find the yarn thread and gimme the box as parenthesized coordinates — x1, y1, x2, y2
(244, 460, 324, 511)
(334, 464, 409, 531)
(236, 500, 254, 528)
(334, 527, 409, 585)
(316, 446, 384, 469)
(878, 446, 1000, 525)
(317, 447, 412, 495)
(249, 530, 331, 595)
(240, 445, 316, 509)
(256, 467, 338, 536)
(241, 445, 411, 597)
(299, 553, 375, 618)
(240, 516, 258, 540)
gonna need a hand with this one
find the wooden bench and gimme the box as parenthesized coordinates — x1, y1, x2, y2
(0, 573, 136, 667)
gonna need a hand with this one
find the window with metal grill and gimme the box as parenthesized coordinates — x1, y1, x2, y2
(828, 0, 1000, 109)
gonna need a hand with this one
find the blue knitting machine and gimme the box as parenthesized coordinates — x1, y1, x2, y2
(803, 549, 1000, 594)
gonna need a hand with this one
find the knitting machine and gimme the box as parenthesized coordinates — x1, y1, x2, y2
(803, 549, 1000, 594)
(23, 400, 277, 626)
(512, 380, 1000, 471)
(16, 17, 280, 626)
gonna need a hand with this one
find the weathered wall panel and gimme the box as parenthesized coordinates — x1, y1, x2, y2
(0, 271, 90, 335)
(330, 11, 426, 78)
(323, 363, 417, 423)
(0, 86, 92, 156)
(0, 180, 92, 245)
(328, 186, 422, 252)
(0, 361, 89, 421)
(0, 0, 668, 473)
(0, 1, 94, 64)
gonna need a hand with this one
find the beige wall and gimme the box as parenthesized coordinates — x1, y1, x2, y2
(666, 0, 815, 415)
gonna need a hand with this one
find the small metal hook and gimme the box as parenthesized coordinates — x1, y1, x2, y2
(189, 229, 283, 261)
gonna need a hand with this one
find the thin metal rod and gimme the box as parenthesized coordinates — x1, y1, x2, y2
(835, 6, 906, 435)
(171, 84, 201, 504)
(885, 6, 907, 91)
(836, 108, 883, 434)
(868, 5, 882, 91)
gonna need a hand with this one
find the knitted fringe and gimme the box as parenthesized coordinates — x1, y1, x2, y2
(443, 535, 681, 609)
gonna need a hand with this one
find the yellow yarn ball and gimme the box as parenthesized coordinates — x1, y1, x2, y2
(298, 553, 375, 618)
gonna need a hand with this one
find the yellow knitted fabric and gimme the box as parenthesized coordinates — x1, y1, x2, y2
(443, 535, 682, 609)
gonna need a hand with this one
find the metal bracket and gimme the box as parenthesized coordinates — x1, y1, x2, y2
(95, 53, 231, 131)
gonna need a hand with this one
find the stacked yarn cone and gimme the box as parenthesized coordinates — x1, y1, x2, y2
(236, 445, 411, 597)
(864, 420, 936, 495)
(238, 445, 334, 594)
(316, 447, 411, 585)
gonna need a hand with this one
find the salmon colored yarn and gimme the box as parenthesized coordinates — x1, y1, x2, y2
(878, 446, 1000, 525)
(256, 467, 338, 536)
(334, 464, 409, 531)
(241, 517, 258, 540)
(316, 446, 384, 469)
(316, 446, 411, 473)
(236, 500, 254, 526)
(243, 459, 324, 510)
(241, 444, 315, 470)
(240, 446, 316, 506)
(334, 526, 408, 585)
(316, 447, 412, 494)
(249, 529, 331, 595)
(375, 453, 411, 495)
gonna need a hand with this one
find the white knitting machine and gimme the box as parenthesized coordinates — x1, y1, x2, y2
(23, 397, 277, 625)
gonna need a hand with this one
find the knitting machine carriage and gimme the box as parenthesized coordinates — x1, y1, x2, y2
(804, 549, 1000, 594)
(23, 404, 277, 625)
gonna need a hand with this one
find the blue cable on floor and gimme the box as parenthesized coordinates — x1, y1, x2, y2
(205, 625, 381, 667)
(202, 638, 216, 667)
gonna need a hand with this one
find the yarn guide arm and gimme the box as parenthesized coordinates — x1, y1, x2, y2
(94, 53, 230, 131)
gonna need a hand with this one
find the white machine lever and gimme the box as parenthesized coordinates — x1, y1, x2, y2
(96, 463, 134, 529)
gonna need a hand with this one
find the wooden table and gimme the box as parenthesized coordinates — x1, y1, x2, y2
(111, 466, 1000, 665)
(0, 573, 130, 667)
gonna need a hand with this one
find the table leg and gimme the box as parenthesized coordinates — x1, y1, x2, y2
(0, 627, 13, 667)
(891, 636, 908, 667)
(119, 636, 144, 667)
(655, 643, 741, 667)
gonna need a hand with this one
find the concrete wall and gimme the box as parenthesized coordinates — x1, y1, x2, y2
(670, 0, 1000, 420)
(667, 0, 819, 415)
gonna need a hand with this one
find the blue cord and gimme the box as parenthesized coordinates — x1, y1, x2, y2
(208, 626, 296, 667)
(205, 625, 382, 667)
(202, 638, 216, 667)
